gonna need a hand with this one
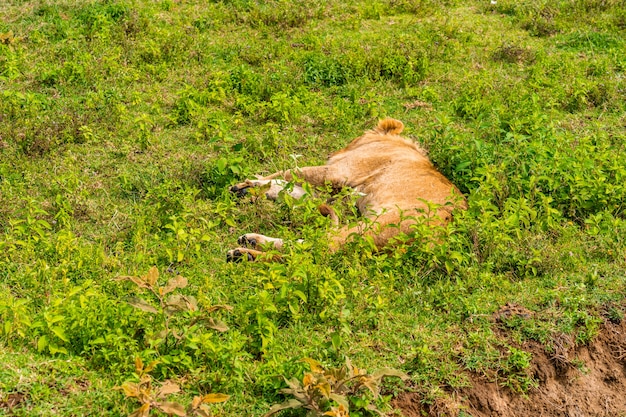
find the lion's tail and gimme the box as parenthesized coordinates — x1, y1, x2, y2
(318, 204, 339, 226)
(375, 118, 404, 135)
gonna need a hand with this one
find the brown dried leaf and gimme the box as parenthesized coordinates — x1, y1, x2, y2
(128, 297, 159, 314)
(206, 318, 228, 332)
(205, 304, 234, 313)
(185, 295, 199, 311)
(370, 368, 409, 382)
(366, 403, 385, 416)
(194, 407, 212, 417)
(144, 266, 159, 287)
(360, 377, 380, 398)
(262, 399, 303, 417)
(157, 401, 186, 416)
(163, 297, 182, 316)
(115, 275, 150, 289)
(283, 377, 302, 391)
(162, 276, 188, 295)
(191, 396, 203, 409)
(157, 381, 181, 398)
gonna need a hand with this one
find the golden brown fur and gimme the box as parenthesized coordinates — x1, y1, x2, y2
(227, 118, 466, 261)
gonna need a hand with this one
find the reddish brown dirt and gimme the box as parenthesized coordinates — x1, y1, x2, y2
(394, 315, 626, 417)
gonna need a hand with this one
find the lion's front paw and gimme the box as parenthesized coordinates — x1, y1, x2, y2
(229, 180, 255, 198)
(226, 248, 256, 262)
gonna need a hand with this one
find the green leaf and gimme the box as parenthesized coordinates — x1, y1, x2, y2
(48, 343, 68, 355)
(37, 335, 49, 352)
(51, 326, 69, 342)
(90, 337, 105, 345)
(292, 290, 307, 302)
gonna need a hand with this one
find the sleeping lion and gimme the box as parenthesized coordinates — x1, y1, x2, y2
(227, 118, 466, 261)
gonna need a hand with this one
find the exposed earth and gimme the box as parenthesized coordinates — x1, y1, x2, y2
(394, 306, 626, 417)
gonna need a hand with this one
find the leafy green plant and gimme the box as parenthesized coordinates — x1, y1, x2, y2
(116, 267, 230, 344)
(264, 358, 408, 417)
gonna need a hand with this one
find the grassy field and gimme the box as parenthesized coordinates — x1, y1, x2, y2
(1, 0, 625, 415)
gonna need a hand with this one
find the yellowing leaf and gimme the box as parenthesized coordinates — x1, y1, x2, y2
(120, 381, 140, 398)
(301, 358, 323, 373)
(201, 393, 230, 403)
(135, 357, 144, 373)
(144, 360, 160, 373)
(315, 381, 331, 399)
(323, 403, 349, 417)
(129, 403, 151, 417)
(302, 373, 314, 388)
(0, 31, 15, 45)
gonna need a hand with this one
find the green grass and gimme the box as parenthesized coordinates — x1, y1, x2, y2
(1, 0, 625, 415)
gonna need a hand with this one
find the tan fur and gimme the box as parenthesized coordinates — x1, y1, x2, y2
(228, 118, 466, 261)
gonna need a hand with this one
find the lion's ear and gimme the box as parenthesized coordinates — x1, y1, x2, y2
(375, 118, 404, 135)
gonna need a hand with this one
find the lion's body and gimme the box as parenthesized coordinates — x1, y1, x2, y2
(228, 118, 466, 261)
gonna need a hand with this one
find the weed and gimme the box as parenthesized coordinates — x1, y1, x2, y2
(119, 356, 229, 417)
(264, 358, 407, 417)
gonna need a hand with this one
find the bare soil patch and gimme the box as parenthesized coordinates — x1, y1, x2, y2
(394, 314, 626, 417)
